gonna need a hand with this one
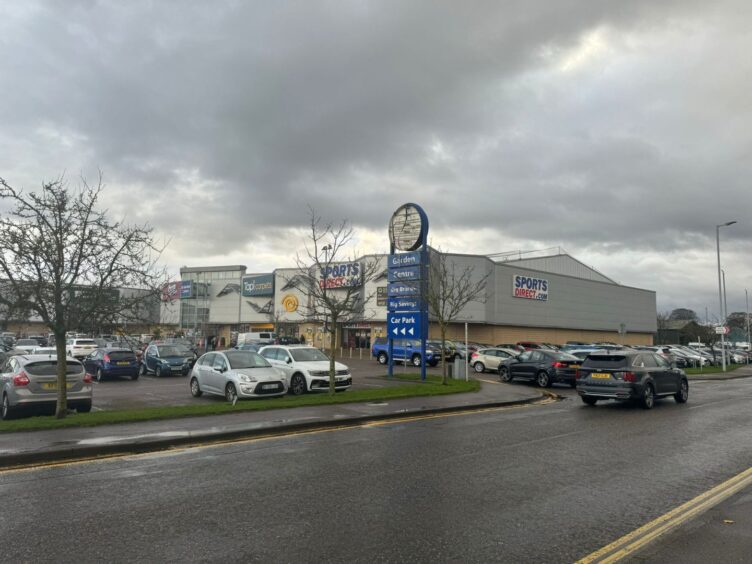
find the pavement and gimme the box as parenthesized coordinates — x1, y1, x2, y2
(686, 365, 752, 381)
(0, 374, 544, 469)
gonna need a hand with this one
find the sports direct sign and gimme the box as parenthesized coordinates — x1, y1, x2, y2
(319, 262, 361, 289)
(513, 274, 549, 301)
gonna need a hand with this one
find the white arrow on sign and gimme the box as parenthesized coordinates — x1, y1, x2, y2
(408, 327, 414, 335)
(400, 327, 406, 335)
(392, 328, 399, 335)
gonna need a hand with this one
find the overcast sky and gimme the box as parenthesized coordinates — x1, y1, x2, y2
(1, 1, 751, 319)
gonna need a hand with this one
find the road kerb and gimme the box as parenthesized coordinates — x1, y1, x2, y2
(577, 465, 752, 563)
(0, 391, 554, 472)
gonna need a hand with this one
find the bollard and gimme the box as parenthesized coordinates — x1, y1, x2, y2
(359, 348, 363, 360)
(349, 347, 352, 358)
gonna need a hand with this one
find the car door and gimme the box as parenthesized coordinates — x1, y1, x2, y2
(652, 353, 674, 394)
(509, 351, 532, 379)
(275, 349, 294, 381)
(209, 354, 229, 393)
(196, 353, 215, 392)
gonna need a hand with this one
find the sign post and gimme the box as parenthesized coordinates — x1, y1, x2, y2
(387, 204, 429, 380)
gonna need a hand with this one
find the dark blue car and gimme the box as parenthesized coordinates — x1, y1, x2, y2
(83, 348, 139, 382)
(140, 344, 193, 378)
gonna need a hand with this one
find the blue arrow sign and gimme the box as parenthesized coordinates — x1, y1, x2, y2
(388, 251, 423, 269)
(388, 265, 422, 283)
(388, 282, 421, 297)
(387, 312, 424, 339)
(387, 297, 424, 312)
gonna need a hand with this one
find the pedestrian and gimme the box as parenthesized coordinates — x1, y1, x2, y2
(299, 334, 306, 345)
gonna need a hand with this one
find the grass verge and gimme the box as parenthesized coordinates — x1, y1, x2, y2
(0, 376, 480, 434)
(685, 364, 745, 375)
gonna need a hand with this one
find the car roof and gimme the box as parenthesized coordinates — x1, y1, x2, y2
(17, 354, 82, 363)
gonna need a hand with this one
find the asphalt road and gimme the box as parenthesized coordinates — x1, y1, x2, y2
(92, 356, 456, 410)
(2, 378, 751, 562)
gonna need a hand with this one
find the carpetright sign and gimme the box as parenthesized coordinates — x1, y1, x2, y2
(512, 274, 549, 301)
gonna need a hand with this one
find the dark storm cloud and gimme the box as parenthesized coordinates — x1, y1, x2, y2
(1, 0, 751, 312)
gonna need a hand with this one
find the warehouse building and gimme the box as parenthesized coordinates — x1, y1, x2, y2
(163, 250, 656, 348)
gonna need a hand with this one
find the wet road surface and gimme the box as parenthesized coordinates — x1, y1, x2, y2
(2, 378, 751, 562)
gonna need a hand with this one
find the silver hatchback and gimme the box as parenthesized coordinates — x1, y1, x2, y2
(1, 354, 93, 419)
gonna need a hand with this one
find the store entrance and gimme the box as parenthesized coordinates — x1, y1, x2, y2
(342, 327, 371, 349)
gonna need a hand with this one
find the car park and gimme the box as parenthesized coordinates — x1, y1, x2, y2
(470, 348, 518, 373)
(259, 345, 352, 395)
(190, 350, 287, 402)
(1, 354, 92, 419)
(84, 348, 140, 381)
(576, 351, 688, 409)
(139, 344, 194, 377)
(498, 350, 582, 387)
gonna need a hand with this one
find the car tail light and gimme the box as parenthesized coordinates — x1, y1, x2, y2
(13, 371, 30, 386)
(471, 353, 478, 359)
(575, 369, 582, 379)
(84, 373, 93, 383)
(103, 354, 111, 363)
(623, 371, 637, 382)
(552, 361, 565, 368)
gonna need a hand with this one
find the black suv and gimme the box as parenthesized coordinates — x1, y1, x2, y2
(576, 351, 689, 409)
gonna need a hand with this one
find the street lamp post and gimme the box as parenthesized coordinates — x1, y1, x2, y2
(721, 269, 728, 322)
(747, 288, 751, 363)
(716, 221, 737, 372)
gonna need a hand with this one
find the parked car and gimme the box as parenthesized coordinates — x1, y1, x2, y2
(470, 348, 518, 373)
(278, 336, 302, 345)
(427, 340, 457, 361)
(1, 354, 92, 419)
(235, 342, 262, 353)
(15, 339, 41, 354)
(371, 337, 439, 367)
(190, 350, 287, 402)
(28, 335, 48, 347)
(32, 346, 57, 355)
(259, 345, 352, 395)
(66, 338, 98, 360)
(495, 343, 525, 352)
(139, 344, 194, 377)
(567, 349, 608, 361)
(83, 348, 139, 381)
(576, 351, 689, 409)
(498, 350, 582, 388)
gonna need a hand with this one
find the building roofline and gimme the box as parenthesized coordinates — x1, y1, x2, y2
(180, 265, 247, 274)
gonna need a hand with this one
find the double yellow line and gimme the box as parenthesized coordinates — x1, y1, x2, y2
(578, 465, 752, 563)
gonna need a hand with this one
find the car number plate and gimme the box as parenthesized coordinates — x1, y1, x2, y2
(41, 382, 75, 390)
(570, 364, 580, 369)
(117, 361, 130, 366)
(591, 373, 610, 379)
(261, 383, 277, 390)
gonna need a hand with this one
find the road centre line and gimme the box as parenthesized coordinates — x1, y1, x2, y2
(576, 465, 752, 563)
(0, 397, 556, 475)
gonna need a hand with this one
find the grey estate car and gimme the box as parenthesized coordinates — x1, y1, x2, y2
(576, 351, 689, 409)
(1, 354, 93, 419)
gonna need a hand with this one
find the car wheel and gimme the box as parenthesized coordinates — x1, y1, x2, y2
(95, 368, 103, 383)
(77, 401, 92, 413)
(377, 352, 388, 365)
(536, 371, 551, 388)
(411, 354, 422, 367)
(1, 394, 15, 420)
(139, 363, 146, 377)
(131, 371, 139, 381)
(190, 377, 202, 397)
(640, 383, 655, 410)
(581, 396, 597, 406)
(473, 362, 485, 373)
(155, 365, 162, 378)
(498, 366, 512, 383)
(674, 379, 689, 404)
(290, 374, 306, 396)
(225, 383, 238, 403)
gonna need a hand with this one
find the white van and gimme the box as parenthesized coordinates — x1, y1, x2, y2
(237, 332, 277, 345)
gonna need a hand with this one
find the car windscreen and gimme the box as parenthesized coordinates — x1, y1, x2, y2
(17, 340, 37, 346)
(290, 348, 330, 362)
(582, 355, 630, 369)
(157, 346, 183, 357)
(107, 350, 135, 361)
(225, 351, 271, 369)
(25, 361, 83, 376)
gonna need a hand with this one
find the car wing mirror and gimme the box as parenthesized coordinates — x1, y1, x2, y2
(285, 357, 292, 364)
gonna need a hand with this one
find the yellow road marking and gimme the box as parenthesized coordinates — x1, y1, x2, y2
(577, 465, 752, 563)
(0, 396, 555, 475)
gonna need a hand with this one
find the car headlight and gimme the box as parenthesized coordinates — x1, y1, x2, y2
(239, 374, 258, 383)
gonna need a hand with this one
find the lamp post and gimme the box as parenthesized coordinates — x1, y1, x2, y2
(746, 288, 750, 363)
(721, 269, 728, 322)
(716, 221, 737, 372)
(322, 244, 332, 349)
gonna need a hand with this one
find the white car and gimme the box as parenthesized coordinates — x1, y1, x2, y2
(66, 338, 98, 359)
(259, 345, 352, 395)
(14, 339, 40, 354)
(189, 350, 287, 402)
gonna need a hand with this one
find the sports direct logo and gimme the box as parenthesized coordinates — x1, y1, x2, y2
(513, 275, 549, 301)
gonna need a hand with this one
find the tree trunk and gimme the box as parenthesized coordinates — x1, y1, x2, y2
(328, 321, 337, 396)
(54, 329, 68, 419)
(441, 326, 448, 385)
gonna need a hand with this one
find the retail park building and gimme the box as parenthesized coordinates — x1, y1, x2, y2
(160, 251, 657, 348)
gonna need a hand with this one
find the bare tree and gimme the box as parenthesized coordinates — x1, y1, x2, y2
(426, 250, 489, 384)
(0, 175, 167, 418)
(291, 209, 380, 395)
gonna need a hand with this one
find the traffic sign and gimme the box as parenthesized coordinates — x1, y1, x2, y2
(387, 297, 424, 312)
(715, 325, 730, 335)
(388, 251, 423, 269)
(387, 312, 424, 339)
